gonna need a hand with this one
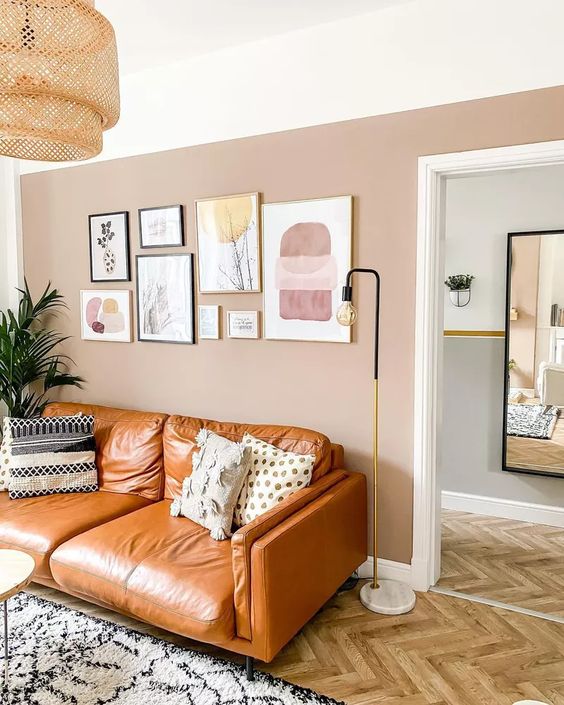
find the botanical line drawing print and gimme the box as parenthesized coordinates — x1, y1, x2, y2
(217, 206, 255, 291)
(97, 220, 116, 274)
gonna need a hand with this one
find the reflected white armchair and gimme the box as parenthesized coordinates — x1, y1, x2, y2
(538, 361, 564, 407)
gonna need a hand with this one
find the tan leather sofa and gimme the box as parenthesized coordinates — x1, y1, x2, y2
(0, 402, 367, 678)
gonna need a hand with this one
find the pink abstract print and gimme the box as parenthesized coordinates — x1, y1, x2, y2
(275, 222, 338, 321)
(85, 296, 125, 335)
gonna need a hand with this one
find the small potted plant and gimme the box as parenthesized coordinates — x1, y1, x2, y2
(445, 274, 474, 307)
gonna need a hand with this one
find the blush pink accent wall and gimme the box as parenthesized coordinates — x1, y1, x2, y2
(21, 86, 564, 564)
(509, 236, 541, 390)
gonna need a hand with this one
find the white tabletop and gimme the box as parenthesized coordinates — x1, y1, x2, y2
(0, 549, 35, 601)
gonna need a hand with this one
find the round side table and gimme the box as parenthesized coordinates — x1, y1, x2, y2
(0, 550, 35, 686)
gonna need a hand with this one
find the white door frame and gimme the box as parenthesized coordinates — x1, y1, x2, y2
(411, 138, 564, 591)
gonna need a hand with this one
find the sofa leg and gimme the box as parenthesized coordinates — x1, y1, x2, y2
(245, 656, 255, 681)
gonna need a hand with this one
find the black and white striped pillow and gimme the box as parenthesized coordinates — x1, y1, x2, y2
(7, 415, 98, 500)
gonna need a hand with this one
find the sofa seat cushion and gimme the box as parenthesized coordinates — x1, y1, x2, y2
(0, 491, 151, 580)
(50, 500, 236, 645)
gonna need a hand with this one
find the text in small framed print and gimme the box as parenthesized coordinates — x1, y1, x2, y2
(227, 310, 260, 339)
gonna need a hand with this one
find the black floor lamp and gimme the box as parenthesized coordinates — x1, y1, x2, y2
(336, 268, 416, 615)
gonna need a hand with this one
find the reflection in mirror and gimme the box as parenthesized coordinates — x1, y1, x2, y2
(504, 230, 564, 478)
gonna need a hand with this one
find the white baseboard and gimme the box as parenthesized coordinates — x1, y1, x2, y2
(357, 556, 414, 586)
(442, 490, 564, 528)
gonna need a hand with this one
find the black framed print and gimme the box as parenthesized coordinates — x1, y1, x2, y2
(89, 211, 130, 282)
(139, 204, 184, 248)
(136, 253, 195, 344)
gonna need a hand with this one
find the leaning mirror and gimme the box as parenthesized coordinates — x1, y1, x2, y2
(504, 230, 564, 478)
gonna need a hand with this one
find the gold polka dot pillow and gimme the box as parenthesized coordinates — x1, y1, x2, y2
(0, 417, 11, 492)
(234, 433, 315, 526)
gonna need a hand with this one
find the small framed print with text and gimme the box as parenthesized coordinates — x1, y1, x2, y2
(227, 311, 259, 339)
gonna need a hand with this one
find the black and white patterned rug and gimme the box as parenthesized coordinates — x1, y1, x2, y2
(507, 403, 560, 440)
(2, 593, 343, 705)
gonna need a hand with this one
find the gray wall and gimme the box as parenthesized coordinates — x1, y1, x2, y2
(440, 337, 564, 507)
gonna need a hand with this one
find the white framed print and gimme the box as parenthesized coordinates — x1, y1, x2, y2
(227, 311, 259, 339)
(198, 305, 220, 340)
(139, 205, 184, 248)
(136, 254, 195, 344)
(196, 192, 261, 293)
(262, 196, 352, 343)
(80, 290, 132, 342)
(89, 211, 130, 282)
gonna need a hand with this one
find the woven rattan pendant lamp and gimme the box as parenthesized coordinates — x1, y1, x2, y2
(0, 0, 120, 162)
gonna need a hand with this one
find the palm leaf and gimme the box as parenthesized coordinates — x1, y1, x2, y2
(0, 281, 84, 418)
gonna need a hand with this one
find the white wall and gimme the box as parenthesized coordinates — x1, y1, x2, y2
(0, 158, 23, 311)
(444, 166, 564, 332)
(19, 0, 564, 175)
(442, 165, 564, 508)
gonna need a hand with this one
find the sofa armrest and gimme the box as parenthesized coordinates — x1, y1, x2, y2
(252, 471, 366, 661)
(231, 469, 347, 640)
(232, 470, 367, 658)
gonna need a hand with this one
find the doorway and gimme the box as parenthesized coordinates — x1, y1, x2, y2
(411, 140, 564, 602)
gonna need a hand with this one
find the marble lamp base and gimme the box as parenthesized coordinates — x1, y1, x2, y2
(360, 579, 416, 615)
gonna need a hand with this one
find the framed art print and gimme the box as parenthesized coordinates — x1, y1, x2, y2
(262, 196, 352, 343)
(89, 211, 130, 282)
(227, 311, 259, 339)
(80, 290, 132, 343)
(139, 205, 184, 248)
(196, 192, 261, 293)
(136, 254, 195, 344)
(198, 305, 220, 340)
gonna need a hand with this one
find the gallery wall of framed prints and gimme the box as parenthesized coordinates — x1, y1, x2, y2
(84, 193, 353, 347)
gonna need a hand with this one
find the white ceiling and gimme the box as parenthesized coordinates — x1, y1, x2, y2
(96, 0, 411, 75)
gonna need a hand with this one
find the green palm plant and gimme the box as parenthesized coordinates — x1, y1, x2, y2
(0, 281, 84, 418)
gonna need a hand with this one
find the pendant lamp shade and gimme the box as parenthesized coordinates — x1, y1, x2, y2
(0, 0, 120, 162)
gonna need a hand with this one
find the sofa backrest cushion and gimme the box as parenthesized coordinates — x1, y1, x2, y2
(163, 414, 332, 500)
(43, 403, 168, 501)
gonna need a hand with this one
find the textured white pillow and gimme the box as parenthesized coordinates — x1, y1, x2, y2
(234, 433, 316, 527)
(170, 429, 251, 540)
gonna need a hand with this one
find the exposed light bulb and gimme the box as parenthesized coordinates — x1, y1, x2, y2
(336, 301, 358, 326)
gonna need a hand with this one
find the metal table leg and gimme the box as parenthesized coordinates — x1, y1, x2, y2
(3, 600, 7, 686)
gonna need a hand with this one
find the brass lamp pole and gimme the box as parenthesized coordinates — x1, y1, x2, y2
(337, 268, 416, 615)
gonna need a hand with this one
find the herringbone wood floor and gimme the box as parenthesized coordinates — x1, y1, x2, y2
(506, 401, 564, 476)
(28, 581, 564, 705)
(438, 509, 564, 616)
